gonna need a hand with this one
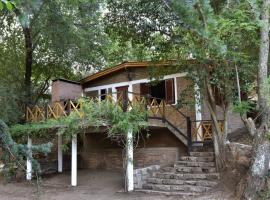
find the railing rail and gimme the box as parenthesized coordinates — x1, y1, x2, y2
(25, 91, 222, 153)
(191, 120, 224, 143)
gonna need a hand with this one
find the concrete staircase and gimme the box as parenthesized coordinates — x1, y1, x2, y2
(136, 148, 219, 197)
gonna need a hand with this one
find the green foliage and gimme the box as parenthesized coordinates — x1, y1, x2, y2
(0, 119, 52, 181)
(0, 0, 15, 11)
(2, 97, 147, 195)
(105, 0, 258, 108)
(0, 0, 111, 107)
(10, 97, 148, 145)
(233, 101, 253, 117)
(0, 85, 22, 125)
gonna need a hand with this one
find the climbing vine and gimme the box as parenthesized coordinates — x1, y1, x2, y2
(10, 97, 148, 142)
(0, 97, 148, 196)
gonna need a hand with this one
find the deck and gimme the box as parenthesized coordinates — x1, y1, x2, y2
(25, 92, 223, 147)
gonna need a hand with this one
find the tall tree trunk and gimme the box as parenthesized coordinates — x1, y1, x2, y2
(222, 103, 230, 144)
(205, 79, 226, 171)
(237, 0, 270, 199)
(14, 8, 34, 107)
(23, 26, 33, 106)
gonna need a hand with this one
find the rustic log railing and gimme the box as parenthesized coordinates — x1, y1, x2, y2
(26, 92, 222, 152)
(26, 92, 169, 122)
(191, 120, 224, 143)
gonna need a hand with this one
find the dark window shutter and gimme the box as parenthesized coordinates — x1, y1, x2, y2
(140, 83, 150, 96)
(165, 79, 175, 104)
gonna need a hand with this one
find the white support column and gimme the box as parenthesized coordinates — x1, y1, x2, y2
(98, 89, 101, 101)
(71, 134, 77, 186)
(128, 84, 133, 100)
(112, 87, 117, 102)
(26, 137, 32, 180)
(174, 77, 178, 103)
(194, 84, 203, 141)
(126, 130, 134, 192)
(58, 134, 63, 173)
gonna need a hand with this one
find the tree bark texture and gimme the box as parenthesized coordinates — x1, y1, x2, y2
(23, 27, 33, 106)
(237, 0, 270, 199)
(258, 0, 270, 125)
(205, 78, 226, 171)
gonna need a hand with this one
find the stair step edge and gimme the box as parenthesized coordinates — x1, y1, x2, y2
(134, 189, 200, 196)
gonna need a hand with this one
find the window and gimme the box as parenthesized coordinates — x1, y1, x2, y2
(140, 78, 175, 104)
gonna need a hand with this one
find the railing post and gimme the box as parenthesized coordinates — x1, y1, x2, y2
(67, 100, 71, 115)
(45, 102, 48, 120)
(144, 95, 149, 121)
(187, 117, 192, 155)
(162, 100, 165, 122)
(123, 91, 128, 112)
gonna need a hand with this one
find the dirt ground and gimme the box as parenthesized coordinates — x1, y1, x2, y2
(0, 169, 236, 200)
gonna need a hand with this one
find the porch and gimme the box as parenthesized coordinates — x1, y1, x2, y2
(26, 92, 222, 146)
(24, 92, 223, 189)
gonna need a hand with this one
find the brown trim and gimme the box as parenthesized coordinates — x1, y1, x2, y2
(80, 61, 173, 84)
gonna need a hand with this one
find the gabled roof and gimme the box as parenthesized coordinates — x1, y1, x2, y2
(80, 61, 172, 84)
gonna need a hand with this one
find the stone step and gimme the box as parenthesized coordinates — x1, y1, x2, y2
(175, 166, 216, 173)
(143, 183, 212, 193)
(179, 156, 214, 162)
(159, 166, 175, 172)
(175, 161, 215, 167)
(146, 177, 218, 187)
(189, 151, 214, 157)
(191, 146, 214, 152)
(153, 172, 220, 180)
(134, 189, 200, 197)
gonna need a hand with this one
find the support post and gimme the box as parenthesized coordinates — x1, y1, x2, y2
(112, 87, 117, 102)
(71, 134, 77, 186)
(126, 130, 134, 192)
(26, 137, 32, 180)
(58, 134, 63, 173)
(194, 84, 203, 141)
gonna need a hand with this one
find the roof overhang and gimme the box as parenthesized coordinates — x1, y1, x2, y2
(80, 61, 174, 84)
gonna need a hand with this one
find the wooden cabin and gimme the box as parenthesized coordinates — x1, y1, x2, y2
(26, 61, 244, 188)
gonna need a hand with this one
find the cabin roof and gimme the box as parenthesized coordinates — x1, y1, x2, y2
(80, 61, 172, 84)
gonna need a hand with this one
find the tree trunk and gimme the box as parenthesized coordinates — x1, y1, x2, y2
(23, 27, 33, 106)
(237, 126, 270, 199)
(205, 80, 226, 170)
(237, 0, 270, 198)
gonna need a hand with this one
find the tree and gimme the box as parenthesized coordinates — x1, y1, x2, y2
(105, 0, 258, 170)
(236, 0, 270, 199)
(0, 0, 109, 106)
